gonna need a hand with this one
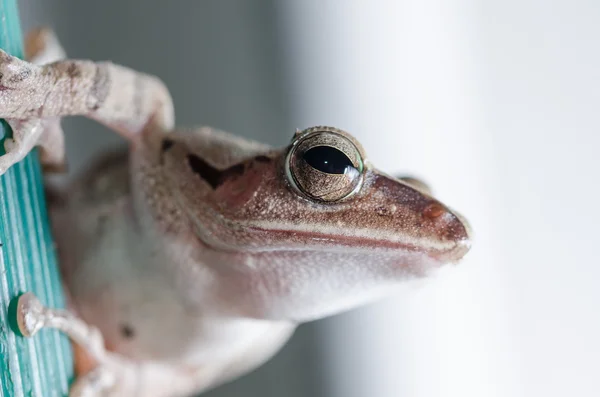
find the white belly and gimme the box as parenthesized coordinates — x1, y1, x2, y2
(48, 152, 294, 373)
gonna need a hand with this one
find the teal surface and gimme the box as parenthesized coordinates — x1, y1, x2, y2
(0, 1, 74, 396)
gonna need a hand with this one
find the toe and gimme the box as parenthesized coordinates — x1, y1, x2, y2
(16, 292, 46, 337)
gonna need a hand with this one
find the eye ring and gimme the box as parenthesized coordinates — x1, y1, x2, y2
(285, 127, 365, 202)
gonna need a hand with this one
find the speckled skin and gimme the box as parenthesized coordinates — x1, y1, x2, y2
(1, 29, 471, 396)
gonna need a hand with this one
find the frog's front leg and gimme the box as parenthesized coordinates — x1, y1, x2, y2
(0, 28, 174, 175)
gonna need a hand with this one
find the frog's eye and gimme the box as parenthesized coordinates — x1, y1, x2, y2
(286, 129, 364, 202)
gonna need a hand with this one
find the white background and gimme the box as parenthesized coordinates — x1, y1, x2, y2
(277, 2, 600, 396)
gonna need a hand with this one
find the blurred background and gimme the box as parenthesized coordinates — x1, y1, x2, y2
(18, 0, 600, 396)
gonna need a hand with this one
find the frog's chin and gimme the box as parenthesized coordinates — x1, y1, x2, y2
(211, 247, 454, 322)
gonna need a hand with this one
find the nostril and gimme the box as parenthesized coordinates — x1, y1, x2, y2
(423, 203, 446, 219)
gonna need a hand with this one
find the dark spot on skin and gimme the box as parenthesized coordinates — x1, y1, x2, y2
(0, 73, 11, 91)
(8, 68, 31, 84)
(187, 154, 249, 189)
(188, 154, 224, 189)
(120, 324, 135, 339)
(66, 63, 81, 78)
(88, 65, 110, 111)
(160, 139, 175, 164)
(161, 139, 174, 152)
(255, 155, 271, 163)
(227, 163, 245, 178)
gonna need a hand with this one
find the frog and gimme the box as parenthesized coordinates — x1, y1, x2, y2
(0, 28, 471, 396)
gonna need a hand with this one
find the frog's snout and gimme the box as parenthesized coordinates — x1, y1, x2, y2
(452, 209, 473, 242)
(412, 197, 471, 261)
(430, 205, 472, 263)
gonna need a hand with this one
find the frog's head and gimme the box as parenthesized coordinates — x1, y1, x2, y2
(161, 126, 471, 321)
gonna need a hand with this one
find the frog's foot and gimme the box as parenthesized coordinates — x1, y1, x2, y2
(0, 116, 66, 175)
(15, 293, 121, 396)
(1, 118, 42, 173)
(0, 27, 67, 175)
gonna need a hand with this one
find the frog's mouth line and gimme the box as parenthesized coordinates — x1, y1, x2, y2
(178, 191, 470, 263)
(190, 218, 470, 265)
(242, 226, 471, 264)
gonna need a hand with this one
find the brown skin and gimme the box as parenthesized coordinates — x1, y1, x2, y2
(131, 126, 471, 323)
(158, 127, 470, 260)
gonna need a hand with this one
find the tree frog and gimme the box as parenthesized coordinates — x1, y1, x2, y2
(0, 28, 471, 397)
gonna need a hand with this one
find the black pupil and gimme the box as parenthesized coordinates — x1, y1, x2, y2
(302, 146, 355, 174)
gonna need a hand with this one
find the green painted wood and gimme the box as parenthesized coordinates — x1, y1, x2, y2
(0, 1, 74, 396)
